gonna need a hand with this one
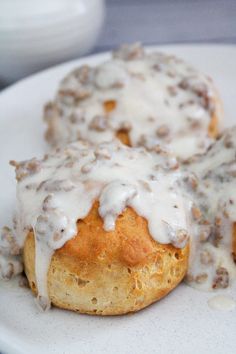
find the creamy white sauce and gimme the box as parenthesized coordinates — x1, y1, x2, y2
(10, 140, 189, 309)
(184, 127, 236, 290)
(45, 43, 221, 160)
(2, 127, 236, 310)
(0, 226, 23, 280)
(208, 295, 236, 311)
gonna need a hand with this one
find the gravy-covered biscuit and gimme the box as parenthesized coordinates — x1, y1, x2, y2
(4, 129, 236, 314)
(44, 43, 222, 160)
(11, 140, 189, 314)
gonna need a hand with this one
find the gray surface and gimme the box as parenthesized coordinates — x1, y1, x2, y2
(95, 0, 236, 51)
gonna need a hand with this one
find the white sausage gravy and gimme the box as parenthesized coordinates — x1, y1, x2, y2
(1, 128, 236, 310)
(45, 43, 221, 160)
(2, 140, 189, 309)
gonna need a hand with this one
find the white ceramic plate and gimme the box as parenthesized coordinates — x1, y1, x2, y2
(0, 45, 236, 354)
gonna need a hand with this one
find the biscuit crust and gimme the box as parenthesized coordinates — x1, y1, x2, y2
(24, 202, 189, 315)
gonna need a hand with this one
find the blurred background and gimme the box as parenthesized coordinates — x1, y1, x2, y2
(0, 0, 236, 87)
(98, 0, 236, 50)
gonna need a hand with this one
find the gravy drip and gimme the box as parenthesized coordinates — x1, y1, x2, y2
(184, 127, 236, 290)
(0, 226, 23, 280)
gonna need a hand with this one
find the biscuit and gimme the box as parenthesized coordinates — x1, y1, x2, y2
(44, 43, 222, 160)
(11, 140, 190, 313)
(24, 203, 189, 315)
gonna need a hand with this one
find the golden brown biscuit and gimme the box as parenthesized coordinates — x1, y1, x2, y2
(24, 202, 189, 315)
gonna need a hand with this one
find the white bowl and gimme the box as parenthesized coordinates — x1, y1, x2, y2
(0, 0, 105, 84)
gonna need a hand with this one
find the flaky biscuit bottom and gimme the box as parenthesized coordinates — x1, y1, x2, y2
(24, 202, 189, 315)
